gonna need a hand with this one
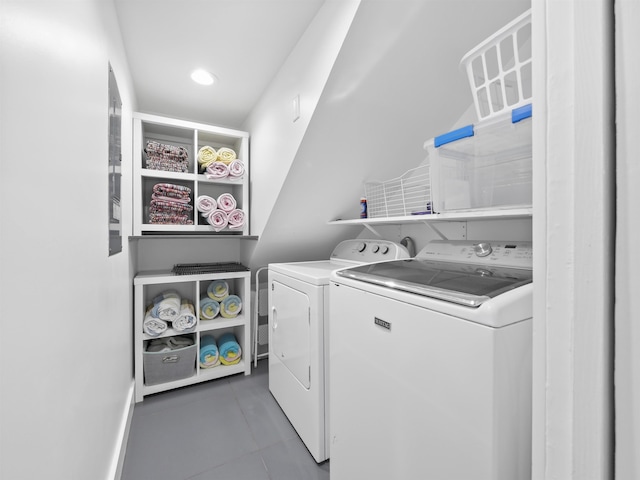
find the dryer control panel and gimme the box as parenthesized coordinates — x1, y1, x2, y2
(416, 240, 533, 269)
(330, 239, 410, 263)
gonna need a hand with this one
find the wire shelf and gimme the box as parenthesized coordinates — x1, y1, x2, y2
(364, 164, 432, 218)
(171, 262, 249, 275)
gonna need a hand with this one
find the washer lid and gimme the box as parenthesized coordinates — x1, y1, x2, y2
(335, 259, 532, 307)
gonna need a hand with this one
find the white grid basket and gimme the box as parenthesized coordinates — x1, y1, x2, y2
(364, 164, 432, 218)
(460, 9, 532, 120)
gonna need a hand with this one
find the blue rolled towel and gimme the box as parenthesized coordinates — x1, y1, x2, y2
(207, 280, 229, 301)
(200, 334, 219, 368)
(218, 332, 242, 365)
(220, 295, 242, 318)
(199, 297, 220, 320)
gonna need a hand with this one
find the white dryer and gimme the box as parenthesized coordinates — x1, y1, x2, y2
(329, 240, 533, 480)
(268, 239, 410, 463)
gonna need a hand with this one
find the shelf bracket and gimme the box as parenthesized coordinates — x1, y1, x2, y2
(422, 220, 448, 240)
(362, 223, 383, 238)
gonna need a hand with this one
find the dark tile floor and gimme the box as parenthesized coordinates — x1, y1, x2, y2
(121, 359, 330, 480)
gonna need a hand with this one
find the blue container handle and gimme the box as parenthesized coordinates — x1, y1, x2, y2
(512, 103, 532, 123)
(434, 124, 475, 148)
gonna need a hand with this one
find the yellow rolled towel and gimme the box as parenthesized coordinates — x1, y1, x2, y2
(216, 147, 237, 165)
(198, 146, 217, 169)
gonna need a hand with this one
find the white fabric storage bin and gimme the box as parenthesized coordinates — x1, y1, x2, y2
(425, 104, 532, 213)
(143, 343, 197, 386)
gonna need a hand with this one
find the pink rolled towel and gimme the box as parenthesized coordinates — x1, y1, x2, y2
(196, 195, 217, 215)
(217, 193, 237, 212)
(207, 209, 229, 232)
(228, 209, 245, 230)
(228, 159, 245, 179)
(205, 162, 229, 180)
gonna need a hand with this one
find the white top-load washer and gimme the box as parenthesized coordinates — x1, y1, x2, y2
(268, 239, 410, 463)
(329, 240, 533, 480)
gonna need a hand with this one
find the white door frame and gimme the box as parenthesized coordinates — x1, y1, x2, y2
(614, 1, 640, 479)
(532, 1, 615, 479)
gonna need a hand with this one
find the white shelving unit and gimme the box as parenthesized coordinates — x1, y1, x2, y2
(134, 270, 251, 402)
(133, 112, 250, 236)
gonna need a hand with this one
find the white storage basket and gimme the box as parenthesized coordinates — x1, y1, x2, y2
(461, 9, 532, 121)
(364, 164, 432, 218)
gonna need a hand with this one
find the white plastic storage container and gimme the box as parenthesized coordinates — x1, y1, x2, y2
(461, 9, 532, 121)
(425, 104, 532, 213)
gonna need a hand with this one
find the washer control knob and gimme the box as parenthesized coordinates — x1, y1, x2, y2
(474, 242, 493, 257)
(356, 242, 366, 252)
(380, 246, 389, 254)
(372, 245, 380, 253)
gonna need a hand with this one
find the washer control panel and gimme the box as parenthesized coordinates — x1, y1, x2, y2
(330, 239, 410, 263)
(416, 240, 533, 269)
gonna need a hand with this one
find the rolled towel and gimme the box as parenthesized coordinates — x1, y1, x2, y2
(205, 161, 229, 179)
(196, 195, 217, 215)
(217, 193, 236, 212)
(199, 334, 220, 368)
(228, 159, 245, 179)
(220, 295, 242, 319)
(151, 291, 181, 321)
(198, 145, 217, 170)
(218, 332, 242, 365)
(199, 297, 220, 320)
(207, 209, 228, 232)
(227, 209, 245, 230)
(207, 280, 229, 301)
(173, 300, 197, 332)
(143, 311, 168, 337)
(216, 147, 237, 165)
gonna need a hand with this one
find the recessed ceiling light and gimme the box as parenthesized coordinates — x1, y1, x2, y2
(191, 69, 216, 86)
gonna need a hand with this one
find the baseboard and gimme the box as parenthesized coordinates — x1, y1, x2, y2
(108, 381, 135, 480)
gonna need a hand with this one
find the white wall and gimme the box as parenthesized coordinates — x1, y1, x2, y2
(614, 0, 640, 478)
(0, 2, 136, 479)
(246, 0, 530, 269)
(532, 1, 615, 479)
